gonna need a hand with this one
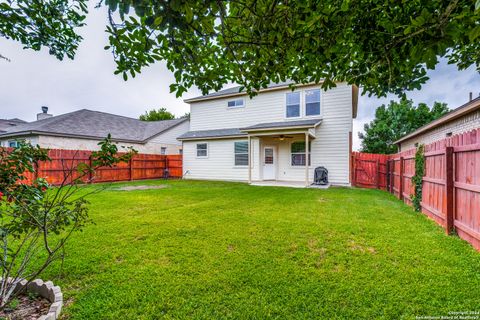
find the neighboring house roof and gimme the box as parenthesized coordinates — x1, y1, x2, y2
(394, 97, 480, 144)
(0, 118, 27, 133)
(184, 81, 359, 119)
(240, 119, 322, 132)
(178, 128, 246, 141)
(178, 119, 322, 141)
(0, 109, 188, 144)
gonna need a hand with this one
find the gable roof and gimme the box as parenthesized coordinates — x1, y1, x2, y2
(0, 118, 27, 133)
(0, 109, 188, 144)
(394, 97, 480, 144)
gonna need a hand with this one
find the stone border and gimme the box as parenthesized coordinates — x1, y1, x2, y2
(14, 279, 63, 320)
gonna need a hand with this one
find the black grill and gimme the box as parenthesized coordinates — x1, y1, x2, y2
(313, 167, 328, 185)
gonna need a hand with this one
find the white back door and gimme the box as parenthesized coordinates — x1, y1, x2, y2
(263, 146, 276, 180)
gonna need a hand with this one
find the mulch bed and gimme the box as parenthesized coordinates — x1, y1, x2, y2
(0, 294, 50, 320)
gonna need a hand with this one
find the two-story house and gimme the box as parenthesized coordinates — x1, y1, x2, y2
(178, 82, 358, 186)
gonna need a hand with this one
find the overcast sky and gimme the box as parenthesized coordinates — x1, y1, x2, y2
(1, 4, 480, 150)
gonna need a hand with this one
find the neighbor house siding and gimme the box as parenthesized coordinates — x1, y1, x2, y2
(37, 136, 182, 154)
(148, 120, 189, 147)
(185, 83, 353, 185)
(400, 109, 480, 151)
(0, 136, 39, 147)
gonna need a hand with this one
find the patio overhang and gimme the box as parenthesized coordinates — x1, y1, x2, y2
(242, 119, 321, 187)
(239, 119, 321, 138)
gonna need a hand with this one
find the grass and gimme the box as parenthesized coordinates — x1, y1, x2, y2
(41, 180, 480, 319)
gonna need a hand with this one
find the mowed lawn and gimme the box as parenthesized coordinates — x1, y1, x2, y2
(44, 180, 480, 319)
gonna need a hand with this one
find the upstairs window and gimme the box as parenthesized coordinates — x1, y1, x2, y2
(227, 99, 244, 108)
(196, 143, 208, 157)
(160, 147, 167, 155)
(291, 141, 311, 166)
(286, 92, 300, 118)
(234, 141, 249, 166)
(8, 141, 18, 148)
(305, 89, 321, 116)
(179, 149, 183, 155)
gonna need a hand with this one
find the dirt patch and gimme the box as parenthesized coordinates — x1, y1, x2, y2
(115, 185, 167, 191)
(0, 294, 50, 320)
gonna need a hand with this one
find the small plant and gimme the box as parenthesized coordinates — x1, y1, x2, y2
(411, 144, 425, 211)
(0, 135, 136, 309)
(7, 298, 19, 310)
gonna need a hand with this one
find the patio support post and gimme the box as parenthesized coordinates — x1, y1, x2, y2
(305, 132, 309, 187)
(248, 135, 252, 184)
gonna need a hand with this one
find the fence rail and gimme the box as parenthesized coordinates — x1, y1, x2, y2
(3, 148, 183, 185)
(352, 128, 480, 251)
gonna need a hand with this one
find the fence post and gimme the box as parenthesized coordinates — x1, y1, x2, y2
(445, 146, 454, 234)
(399, 157, 404, 200)
(88, 155, 93, 183)
(351, 153, 356, 187)
(376, 160, 380, 189)
(129, 157, 133, 181)
(386, 160, 390, 192)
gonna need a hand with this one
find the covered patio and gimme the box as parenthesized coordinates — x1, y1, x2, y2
(240, 119, 322, 187)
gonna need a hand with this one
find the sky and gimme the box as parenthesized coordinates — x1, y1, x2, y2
(1, 4, 480, 150)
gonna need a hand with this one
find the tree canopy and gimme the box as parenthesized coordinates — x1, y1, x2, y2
(359, 99, 449, 154)
(139, 108, 175, 121)
(2, 1, 480, 97)
(0, 0, 87, 61)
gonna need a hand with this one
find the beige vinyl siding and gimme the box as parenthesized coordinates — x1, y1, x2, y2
(183, 138, 261, 181)
(400, 110, 480, 151)
(184, 84, 353, 185)
(189, 84, 334, 131)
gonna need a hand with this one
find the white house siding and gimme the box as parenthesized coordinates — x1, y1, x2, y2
(400, 109, 480, 151)
(185, 83, 353, 185)
(183, 138, 261, 181)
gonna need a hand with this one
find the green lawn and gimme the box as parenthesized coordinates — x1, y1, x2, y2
(44, 180, 480, 319)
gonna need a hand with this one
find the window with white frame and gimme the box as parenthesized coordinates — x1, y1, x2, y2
(305, 89, 321, 116)
(291, 141, 311, 166)
(227, 99, 244, 108)
(160, 147, 167, 155)
(196, 143, 208, 157)
(8, 141, 18, 148)
(179, 149, 183, 155)
(286, 92, 300, 118)
(234, 141, 248, 166)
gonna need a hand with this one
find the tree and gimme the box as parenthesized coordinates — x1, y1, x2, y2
(0, 136, 135, 308)
(0, 0, 88, 61)
(359, 99, 449, 154)
(102, 0, 480, 97)
(139, 108, 175, 121)
(2, 1, 480, 98)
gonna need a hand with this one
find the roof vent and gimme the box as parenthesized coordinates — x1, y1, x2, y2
(37, 106, 53, 121)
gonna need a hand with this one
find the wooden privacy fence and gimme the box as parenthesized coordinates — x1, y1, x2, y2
(353, 128, 480, 251)
(8, 148, 183, 185)
(351, 152, 389, 190)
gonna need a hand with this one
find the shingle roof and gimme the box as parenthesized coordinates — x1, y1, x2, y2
(184, 81, 297, 103)
(177, 128, 246, 140)
(0, 118, 27, 133)
(0, 109, 188, 143)
(240, 119, 322, 131)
